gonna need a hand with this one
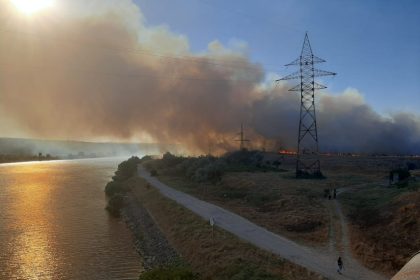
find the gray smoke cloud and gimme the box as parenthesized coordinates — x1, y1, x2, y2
(0, 0, 419, 155)
(252, 88, 420, 154)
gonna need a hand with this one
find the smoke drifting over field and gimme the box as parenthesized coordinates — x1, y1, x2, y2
(0, 0, 419, 154)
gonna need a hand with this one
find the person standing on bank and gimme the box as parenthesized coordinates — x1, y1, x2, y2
(337, 256, 344, 274)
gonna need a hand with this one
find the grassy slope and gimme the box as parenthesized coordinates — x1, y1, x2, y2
(144, 155, 396, 247)
(128, 176, 324, 280)
(156, 172, 330, 246)
(144, 154, 420, 276)
(341, 185, 420, 275)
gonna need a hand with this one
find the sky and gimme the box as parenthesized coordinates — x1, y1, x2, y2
(135, 0, 420, 113)
(1, 0, 420, 154)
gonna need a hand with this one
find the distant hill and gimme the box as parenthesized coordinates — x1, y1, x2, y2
(0, 138, 171, 158)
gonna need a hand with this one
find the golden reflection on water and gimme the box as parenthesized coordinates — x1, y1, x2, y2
(11, 166, 55, 280)
(0, 160, 142, 280)
(12, 165, 55, 279)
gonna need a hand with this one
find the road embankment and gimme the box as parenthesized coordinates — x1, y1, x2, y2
(126, 175, 322, 280)
(121, 191, 180, 270)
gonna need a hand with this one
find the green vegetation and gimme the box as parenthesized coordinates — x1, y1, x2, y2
(139, 266, 198, 280)
(145, 152, 226, 183)
(144, 151, 284, 184)
(104, 156, 142, 196)
(0, 153, 58, 164)
(105, 194, 125, 217)
(104, 156, 142, 216)
(113, 156, 143, 181)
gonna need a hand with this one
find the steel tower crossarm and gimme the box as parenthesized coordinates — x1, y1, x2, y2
(277, 33, 336, 178)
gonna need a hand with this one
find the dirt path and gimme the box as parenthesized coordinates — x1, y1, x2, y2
(138, 167, 387, 280)
(331, 195, 379, 280)
(330, 187, 391, 279)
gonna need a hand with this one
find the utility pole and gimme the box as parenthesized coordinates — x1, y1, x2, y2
(236, 123, 250, 151)
(277, 33, 336, 178)
(208, 140, 212, 156)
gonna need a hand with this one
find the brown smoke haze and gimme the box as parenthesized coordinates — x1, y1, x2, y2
(0, 0, 419, 155)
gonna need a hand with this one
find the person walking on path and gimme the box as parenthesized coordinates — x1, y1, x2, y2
(337, 256, 344, 274)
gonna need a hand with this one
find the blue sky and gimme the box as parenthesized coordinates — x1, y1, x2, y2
(134, 0, 420, 114)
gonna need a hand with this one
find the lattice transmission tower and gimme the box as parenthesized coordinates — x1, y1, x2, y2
(236, 123, 250, 151)
(277, 33, 336, 178)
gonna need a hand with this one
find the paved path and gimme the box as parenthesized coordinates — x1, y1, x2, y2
(138, 167, 387, 280)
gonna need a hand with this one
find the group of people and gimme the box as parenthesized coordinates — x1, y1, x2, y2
(324, 188, 337, 200)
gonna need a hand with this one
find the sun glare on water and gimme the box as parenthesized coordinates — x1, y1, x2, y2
(11, 0, 54, 15)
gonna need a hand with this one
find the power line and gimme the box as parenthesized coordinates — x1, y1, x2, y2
(0, 61, 261, 84)
(0, 4, 292, 84)
(0, 28, 268, 83)
(0, 25, 282, 73)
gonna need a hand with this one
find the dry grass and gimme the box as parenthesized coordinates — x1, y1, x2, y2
(157, 172, 330, 246)
(150, 154, 399, 247)
(341, 187, 420, 276)
(145, 153, 420, 276)
(128, 176, 325, 280)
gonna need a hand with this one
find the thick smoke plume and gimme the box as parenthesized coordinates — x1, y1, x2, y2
(0, 0, 419, 155)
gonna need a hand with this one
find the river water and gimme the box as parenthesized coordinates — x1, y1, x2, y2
(0, 158, 142, 280)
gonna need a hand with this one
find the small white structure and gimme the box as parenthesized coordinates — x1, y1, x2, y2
(209, 217, 215, 227)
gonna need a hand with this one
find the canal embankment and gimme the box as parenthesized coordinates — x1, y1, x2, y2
(105, 157, 322, 279)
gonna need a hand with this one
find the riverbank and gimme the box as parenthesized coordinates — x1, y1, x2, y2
(0, 154, 59, 164)
(143, 152, 419, 276)
(122, 193, 181, 270)
(104, 157, 196, 278)
(106, 157, 323, 279)
(127, 175, 322, 279)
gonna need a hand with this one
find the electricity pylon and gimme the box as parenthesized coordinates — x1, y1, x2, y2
(236, 123, 250, 151)
(277, 33, 336, 178)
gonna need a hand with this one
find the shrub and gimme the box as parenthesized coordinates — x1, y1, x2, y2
(140, 155, 153, 163)
(105, 181, 128, 196)
(224, 150, 264, 167)
(106, 194, 125, 217)
(113, 156, 141, 181)
(192, 160, 226, 183)
(105, 156, 141, 197)
(162, 152, 186, 167)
